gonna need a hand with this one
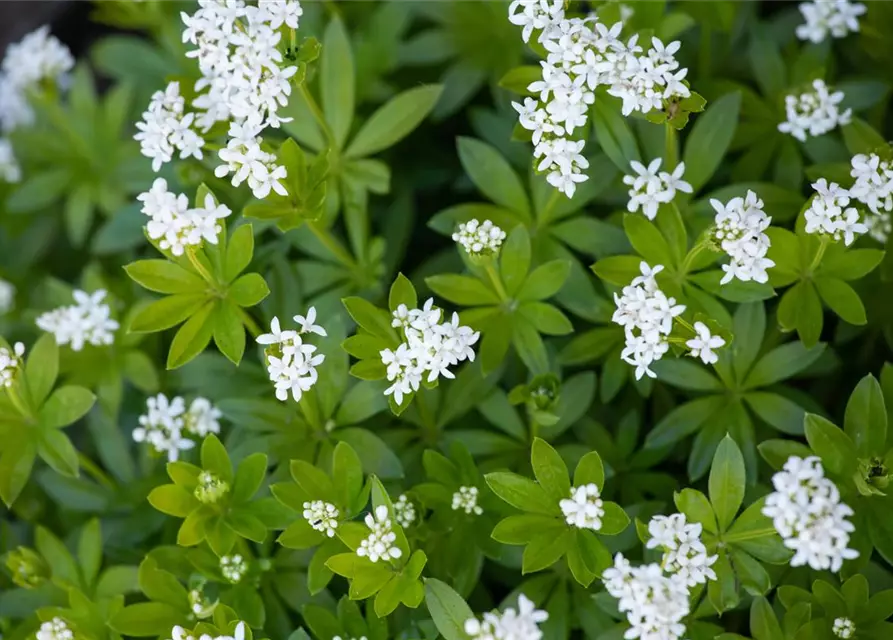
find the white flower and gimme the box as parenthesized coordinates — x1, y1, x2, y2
(603, 553, 691, 640)
(646, 513, 718, 587)
(0, 137, 20, 182)
(0, 278, 15, 314)
(0, 26, 73, 133)
(848, 152, 893, 242)
(453, 219, 507, 257)
(381, 299, 479, 404)
(797, 0, 866, 43)
(465, 594, 548, 640)
(762, 455, 859, 572)
(357, 505, 402, 563)
(0, 341, 24, 388)
(302, 500, 339, 537)
(184, 398, 222, 437)
(560, 483, 605, 530)
(508, 0, 564, 42)
(394, 494, 417, 528)
(611, 262, 685, 380)
(711, 190, 775, 284)
(256, 312, 326, 403)
(778, 79, 851, 142)
(220, 554, 247, 583)
(685, 322, 725, 365)
(137, 179, 232, 255)
(134, 82, 206, 172)
(133, 393, 197, 462)
(833, 617, 855, 639)
(803, 178, 868, 246)
(36, 617, 74, 640)
(624, 159, 691, 220)
(451, 486, 483, 515)
(167, 622, 247, 640)
(35, 289, 119, 351)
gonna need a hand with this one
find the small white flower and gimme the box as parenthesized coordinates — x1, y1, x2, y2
(685, 322, 725, 365)
(36, 617, 74, 640)
(833, 617, 855, 639)
(0, 137, 20, 182)
(762, 456, 859, 572)
(803, 178, 868, 246)
(302, 500, 339, 537)
(133, 393, 198, 462)
(35, 289, 119, 351)
(357, 505, 402, 563)
(184, 398, 222, 437)
(624, 159, 691, 220)
(256, 313, 326, 403)
(137, 178, 231, 255)
(465, 594, 548, 640)
(451, 486, 483, 515)
(646, 513, 718, 587)
(452, 219, 507, 257)
(778, 79, 851, 142)
(0, 341, 24, 388)
(0, 279, 17, 314)
(293, 306, 327, 337)
(711, 190, 775, 284)
(220, 554, 247, 583)
(796, 0, 866, 43)
(560, 483, 605, 530)
(394, 494, 417, 528)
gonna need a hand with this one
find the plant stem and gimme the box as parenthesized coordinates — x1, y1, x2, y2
(665, 123, 678, 172)
(78, 453, 115, 491)
(415, 388, 437, 438)
(538, 190, 562, 227)
(299, 83, 334, 144)
(307, 221, 355, 268)
(680, 240, 710, 275)
(485, 263, 509, 301)
(809, 236, 830, 273)
(186, 248, 215, 285)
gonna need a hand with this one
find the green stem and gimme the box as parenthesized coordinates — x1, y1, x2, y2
(78, 453, 115, 491)
(664, 123, 678, 172)
(415, 387, 436, 435)
(809, 236, 830, 273)
(186, 248, 215, 285)
(299, 83, 334, 144)
(485, 264, 509, 301)
(299, 391, 322, 431)
(538, 190, 562, 227)
(680, 241, 710, 276)
(674, 315, 696, 334)
(307, 221, 355, 268)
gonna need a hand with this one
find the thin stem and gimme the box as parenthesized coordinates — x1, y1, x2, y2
(664, 123, 678, 172)
(237, 308, 262, 338)
(680, 240, 711, 276)
(186, 248, 215, 285)
(674, 315, 696, 334)
(78, 453, 115, 491)
(299, 83, 334, 144)
(415, 387, 436, 435)
(538, 190, 562, 227)
(299, 391, 322, 431)
(808, 236, 830, 273)
(307, 221, 355, 268)
(485, 263, 509, 301)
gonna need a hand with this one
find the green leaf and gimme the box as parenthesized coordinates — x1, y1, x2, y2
(346, 85, 443, 158)
(675, 488, 718, 534)
(0, 438, 36, 507)
(520, 302, 573, 335)
(599, 502, 630, 535)
(37, 429, 80, 477)
(291, 460, 336, 504)
(36, 525, 81, 588)
(232, 453, 267, 504)
(500, 225, 532, 296)
(212, 301, 245, 366)
(841, 118, 887, 156)
(645, 396, 726, 449)
(844, 374, 887, 457)
(342, 297, 396, 343)
(77, 518, 102, 586)
(683, 92, 741, 193)
(592, 255, 643, 286)
(512, 315, 549, 375)
(148, 484, 198, 517)
(804, 413, 857, 477)
(332, 441, 363, 512)
(709, 435, 746, 532)
(167, 301, 216, 369)
(109, 602, 184, 636)
(321, 16, 354, 148)
(491, 514, 564, 544)
(129, 294, 209, 333)
(523, 529, 572, 573)
(573, 451, 605, 489)
(124, 260, 205, 294)
(777, 281, 823, 347)
(388, 272, 418, 311)
(732, 301, 765, 381)
(623, 214, 674, 267)
(224, 224, 254, 283)
(592, 98, 640, 171)
(25, 333, 58, 407)
(517, 260, 570, 301)
(228, 273, 269, 308)
(531, 438, 571, 501)
(744, 341, 825, 389)
(426, 274, 500, 306)
(40, 388, 96, 431)
(744, 392, 806, 435)
(820, 248, 885, 280)
(425, 578, 474, 640)
(814, 277, 866, 325)
(457, 136, 530, 217)
(651, 359, 722, 392)
(485, 471, 559, 516)
(201, 434, 233, 484)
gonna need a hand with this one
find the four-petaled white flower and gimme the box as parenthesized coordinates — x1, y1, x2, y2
(357, 505, 402, 563)
(646, 513, 718, 587)
(560, 483, 605, 530)
(256, 310, 326, 403)
(624, 159, 693, 220)
(685, 322, 726, 365)
(464, 594, 548, 640)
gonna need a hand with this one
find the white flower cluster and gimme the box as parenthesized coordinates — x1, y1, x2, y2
(559, 483, 604, 531)
(169, 622, 246, 640)
(132, 393, 222, 462)
(603, 554, 691, 640)
(803, 178, 867, 246)
(451, 486, 483, 515)
(646, 513, 718, 587)
(37, 617, 74, 640)
(611, 263, 685, 380)
(464, 594, 549, 640)
(778, 79, 851, 142)
(0, 26, 73, 133)
(302, 499, 339, 537)
(624, 159, 692, 220)
(849, 153, 893, 243)
(685, 322, 725, 366)
(452, 219, 507, 257)
(0, 341, 24, 388)
(0, 137, 20, 183)
(333, 637, 367, 640)
(220, 554, 247, 583)
(256, 309, 326, 403)
(833, 617, 855, 639)
(143, 0, 302, 199)
(796, 0, 866, 43)
(195, 470, 230, 504)
(188, 588, 216, 618)
(509, 1, 691, 198)
(35, 289, 119, 351)
(135, 82, 205, 172)
(137, 178, 232, 257)
(762, 455, 859, 572)
(394, 494, 417, 528)
(710, 190, 775, 285)
(357, 505, 402, 563)
(381, 299, 480, 406)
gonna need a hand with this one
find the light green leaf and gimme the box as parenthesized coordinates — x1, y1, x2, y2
(709, 435, 745, 531)
(346, 85, 443, 158)
(321, 16, 354, 148)
(683, 92, 741, 193)
(457, 136, 530, 217)
(844, 374, 887, 457)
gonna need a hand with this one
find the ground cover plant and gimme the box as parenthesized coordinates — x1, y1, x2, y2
(2, 0, 893, 639)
